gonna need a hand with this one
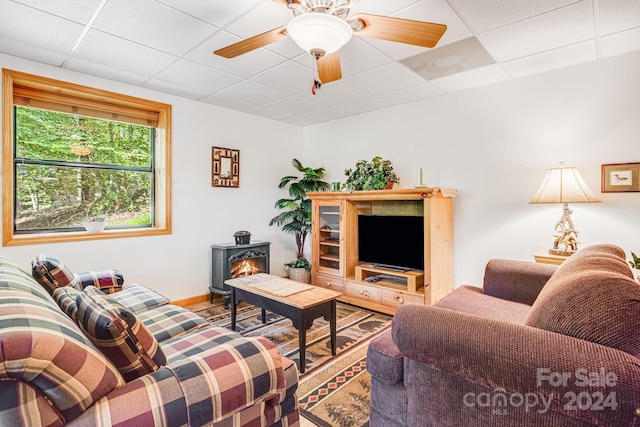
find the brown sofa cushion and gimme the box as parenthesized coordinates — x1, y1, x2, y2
(525, 244, 640, 357)
(435, 285, 532, 324)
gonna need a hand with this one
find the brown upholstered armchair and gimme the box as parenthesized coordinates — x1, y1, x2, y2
(367, 244, 640, 426)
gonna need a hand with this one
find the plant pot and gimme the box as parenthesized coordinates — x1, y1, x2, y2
(288, 267, 311, 284)
(385, 180, 395, 190)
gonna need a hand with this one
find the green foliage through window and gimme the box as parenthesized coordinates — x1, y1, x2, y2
(14, 107, 154, 232)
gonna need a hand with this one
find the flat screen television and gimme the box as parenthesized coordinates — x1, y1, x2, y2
(357, 215, 424, 271)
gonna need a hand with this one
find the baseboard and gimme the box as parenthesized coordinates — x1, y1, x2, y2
(171, 293, 210, 307)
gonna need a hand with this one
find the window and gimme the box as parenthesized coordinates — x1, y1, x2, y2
(2, 69, 172, 245)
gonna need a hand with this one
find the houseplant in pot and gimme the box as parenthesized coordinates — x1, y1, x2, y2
(344, 156, 400, 190)
(269, 158, 329, 283)
(630, 251, 640, 282)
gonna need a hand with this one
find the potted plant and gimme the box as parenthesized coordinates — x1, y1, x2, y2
(630, 251, 640, 282)
(269, 159, 329, 283)
(343, 156, 400, 191)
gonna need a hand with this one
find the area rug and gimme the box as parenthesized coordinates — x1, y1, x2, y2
(189, 299, 391, 378)
(297, 340, 372, 427)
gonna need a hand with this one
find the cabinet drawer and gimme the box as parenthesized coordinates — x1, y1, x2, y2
(345, 281, 381, 303)
(313, 273, 345, 293)
(380, 288, 424, 308)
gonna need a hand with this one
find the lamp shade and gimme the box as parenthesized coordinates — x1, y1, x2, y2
(529, 166, 601, 204)
(287, 13, 353, 56)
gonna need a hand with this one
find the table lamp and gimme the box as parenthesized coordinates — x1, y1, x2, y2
(529, 163, 601, 255)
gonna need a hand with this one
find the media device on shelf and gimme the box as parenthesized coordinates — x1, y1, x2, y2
(357, 215, 424, 272)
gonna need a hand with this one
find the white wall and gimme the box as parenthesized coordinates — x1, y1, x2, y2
(303, 51, 640, 288)
(0, 53, 304, 301)
(2, 51, 638, 300)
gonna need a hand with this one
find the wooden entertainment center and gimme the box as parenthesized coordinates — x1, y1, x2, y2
(307, 187, 456, 315)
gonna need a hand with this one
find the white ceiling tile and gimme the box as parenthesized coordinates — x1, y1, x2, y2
(265, 36, 306, 58)
(154, 59, 241, 93)
(478, 1, 595, 61)
(349, 0, 424, 16)
(65, 57, 150, 86)
(252, 60, 314, 94)
(335, 96, 393, 115)
(246, 107, 292, 121)
(502, 40, 597, 77)
(12, 0, 103, 23)
(188, 31, 287, 79)
(447, 0, 578, 32)
(225, 1, 293, 39)
(377, 82, 443, 104)
(0, 1, 85, 53)
(93, 0, 216, 55)
(342, 63, 426, 95)
(430, 64, 512, 92)
(215, 80, 289, 106)
(601, 26, 640, 58)
(282, 107, 350, 126)
(74, 30, 178, 76)
(200, 94, 255, 112)
(156, 0, 258, 27)
(0, 36, 67, 66)
(599, 0, 640, 35)
(281, 115, 324, 126)
(296, 81, 369, 106)
(262, 96, 325, 116)
(336, 38, 394, 77)
(143, 78, 210, 100)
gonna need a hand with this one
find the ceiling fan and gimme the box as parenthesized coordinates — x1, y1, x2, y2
(214, 0, 447, 86)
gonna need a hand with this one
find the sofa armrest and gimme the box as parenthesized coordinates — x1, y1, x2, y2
(74, 269, 124, 294)
(70, 336, 286, 426)
(392, 304, 640, 426)
(482, 259, 557, 305)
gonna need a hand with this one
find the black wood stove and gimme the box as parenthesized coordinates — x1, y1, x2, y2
(209, 240, 270, 308)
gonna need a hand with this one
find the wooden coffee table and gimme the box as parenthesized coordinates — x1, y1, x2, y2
(225, 273, 342, 373)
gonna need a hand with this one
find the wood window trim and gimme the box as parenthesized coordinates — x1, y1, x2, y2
(2, 69, 172, 246)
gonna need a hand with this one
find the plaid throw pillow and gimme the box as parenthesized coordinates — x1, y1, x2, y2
(31, 254, 77, 294)
(76, 286, 167, 382)
(75, 269, 124, 294)
(53, 286, 82, 321)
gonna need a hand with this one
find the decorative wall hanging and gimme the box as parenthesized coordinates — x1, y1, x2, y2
(212, 147, 239, 188)
(601, 163, 640, 193)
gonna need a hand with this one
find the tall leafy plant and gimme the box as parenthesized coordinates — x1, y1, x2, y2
(269, 159, 329, 263)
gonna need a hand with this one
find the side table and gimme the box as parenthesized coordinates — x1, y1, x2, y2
(532, 250, 571, 266)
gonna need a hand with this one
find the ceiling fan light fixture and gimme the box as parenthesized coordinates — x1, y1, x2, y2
(287, 13, 352, 56)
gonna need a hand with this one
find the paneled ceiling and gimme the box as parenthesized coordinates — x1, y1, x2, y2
(1, 0, 639, 126)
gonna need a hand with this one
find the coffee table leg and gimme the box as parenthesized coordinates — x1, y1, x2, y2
(230, 288, 237, 332)
(330, 300, 337, 356)
(261, 308, 266, 323)
(298, 311, 306, 374)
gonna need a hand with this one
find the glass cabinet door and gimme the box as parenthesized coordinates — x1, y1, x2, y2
(317, 202, 342, 274)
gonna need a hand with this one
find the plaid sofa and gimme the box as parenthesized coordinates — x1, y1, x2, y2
(0, 255, 299, 427)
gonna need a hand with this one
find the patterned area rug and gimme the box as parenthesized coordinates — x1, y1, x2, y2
(188, 299, 391, 426)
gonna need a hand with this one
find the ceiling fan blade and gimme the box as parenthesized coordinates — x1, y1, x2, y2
(214, 26, 287, 58)
(317, 52, 342, 83)
(352, 13, 447, 48)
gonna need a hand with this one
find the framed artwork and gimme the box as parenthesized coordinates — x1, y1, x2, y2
(212, 147, 240, 188)
(601, 163, 640, 193)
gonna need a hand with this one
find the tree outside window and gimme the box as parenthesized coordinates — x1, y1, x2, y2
(2, 69, 172, 246)
(15, 107, 153, 232)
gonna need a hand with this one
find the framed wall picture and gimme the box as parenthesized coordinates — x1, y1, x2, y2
(212, 147, 239, 188)
(601, 163, 640, 193)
